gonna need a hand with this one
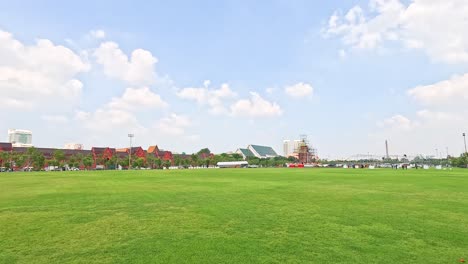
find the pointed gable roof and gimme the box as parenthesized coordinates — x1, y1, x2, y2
(147, 145, 160, 154)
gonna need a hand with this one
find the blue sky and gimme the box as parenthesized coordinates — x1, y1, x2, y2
(1, 0, 468, 158)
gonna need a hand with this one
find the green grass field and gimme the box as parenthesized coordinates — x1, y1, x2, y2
(1, 168, 467, 263)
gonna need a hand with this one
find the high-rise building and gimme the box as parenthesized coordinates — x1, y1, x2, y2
(283, 140, 290, 156)
(283, 139, 302, 157)
(284, 136, 318, 162)
(8, 129, 33, 147)
(293, 140, 301, 153)
(385, 140, 389, 159)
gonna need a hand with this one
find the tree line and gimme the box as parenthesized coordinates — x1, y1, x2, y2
(0, 147, 300, 171)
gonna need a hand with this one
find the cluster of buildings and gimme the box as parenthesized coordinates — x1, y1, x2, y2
(283, 136, 318, 163)
(0, 142, 179, 169)
(1, 128, 285, 170)
(235, 145, 279, 160)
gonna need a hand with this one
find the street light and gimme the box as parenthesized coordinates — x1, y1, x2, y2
(128, 134, 134, 169)
(463, 133, 467, 154)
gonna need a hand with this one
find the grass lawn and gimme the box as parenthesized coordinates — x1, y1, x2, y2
(1, 168, 468, 263)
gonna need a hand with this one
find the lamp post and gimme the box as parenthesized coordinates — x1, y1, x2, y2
(128, 134, 134, 169)
(463, 133, 467, 154)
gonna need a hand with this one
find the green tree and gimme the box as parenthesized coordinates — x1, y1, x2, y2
(13, 153, 26, 169)
(47, 159, 57, 167)
(451, 153, 468, 168)
(105, 156, 117, 170)
(174, 155, 181, 167)
(74, 153, 84, 168)
(83, 156, 93, 170)
(163, 160, 171, 169)
(26, 147, 38, 167)
(182, 158, 190, 168)
(191, 154, 198, 167)
(247, 157, 260, 166)
(197, 148, 211, 155)
(155, 158, 162, 169)
(0, 152, 9, 168)
(120, 157, 129, 168)
(32, 153, 45, 171)
(68, 155, 77, 168)
(232, 153, 243, 161)
(146, 155, 155, 169)
(197, 159, 205, 167)
(134, 157, 145, 168)
(53, 150, 66, 168)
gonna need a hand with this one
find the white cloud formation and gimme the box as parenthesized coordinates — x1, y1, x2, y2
(416, 109, 464, 122)
(265, 87, 275, 94)
(284, 82, 314, 98)
(94, 41, 158, 85)
(177, 82, 237, 114)
(75, 87, 166, 133)
(324, 0, 468, 63)
(0, 29, 89, 110)
(377, 114, 415, 130)
(75, 108, 146, 133)
(89, 29, 106, 39)
(41, 114, 69, 124)
(407, 73, 468, 105)
(230, 92, 283, 118)
(156, 113, 191, 135)
(372, 69, 468, 156)
(107, 87, 168, 111)
(373, 110, 468, 156)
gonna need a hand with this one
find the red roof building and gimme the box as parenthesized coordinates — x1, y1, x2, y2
(0, 143, 12, 152)
(147, 145, 174, 163)
(116, 147, 146, 161)
(91, 147, 115, 167)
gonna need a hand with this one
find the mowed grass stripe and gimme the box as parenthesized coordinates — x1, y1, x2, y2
(0, 169, 467, 263)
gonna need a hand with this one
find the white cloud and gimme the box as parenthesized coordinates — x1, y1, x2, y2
(284, 82, 314, 98)
(373, 110, 468, 156)
(75, 108, 146, 133)
(1, 98, 32, 110)
(0, 29, 89, 110)
(94, 41, 158, 85)
(377, 114, 415, 130)
(416, 109, 463, 122)
(107, 87, 168, 111)
(266, 87, 275, 94)
(230, 92, 283, 118)
(156, 113, 191, 135)
(177, 82, 237, 114)
(324, 0, 468, 63)
(339, 49, 347, 59)
(407, 73, 468, 105)
(75, 87, 166, 133)
(372, 70, 468, 156)
(89, 29, 106, 39)
(41, 114, 69, 124)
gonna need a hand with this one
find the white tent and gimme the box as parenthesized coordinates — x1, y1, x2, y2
(217, 161, 248, 168)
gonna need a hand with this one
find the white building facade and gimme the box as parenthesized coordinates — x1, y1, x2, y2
(283, 140, 301, 157)
(8, 129, 33, 147)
